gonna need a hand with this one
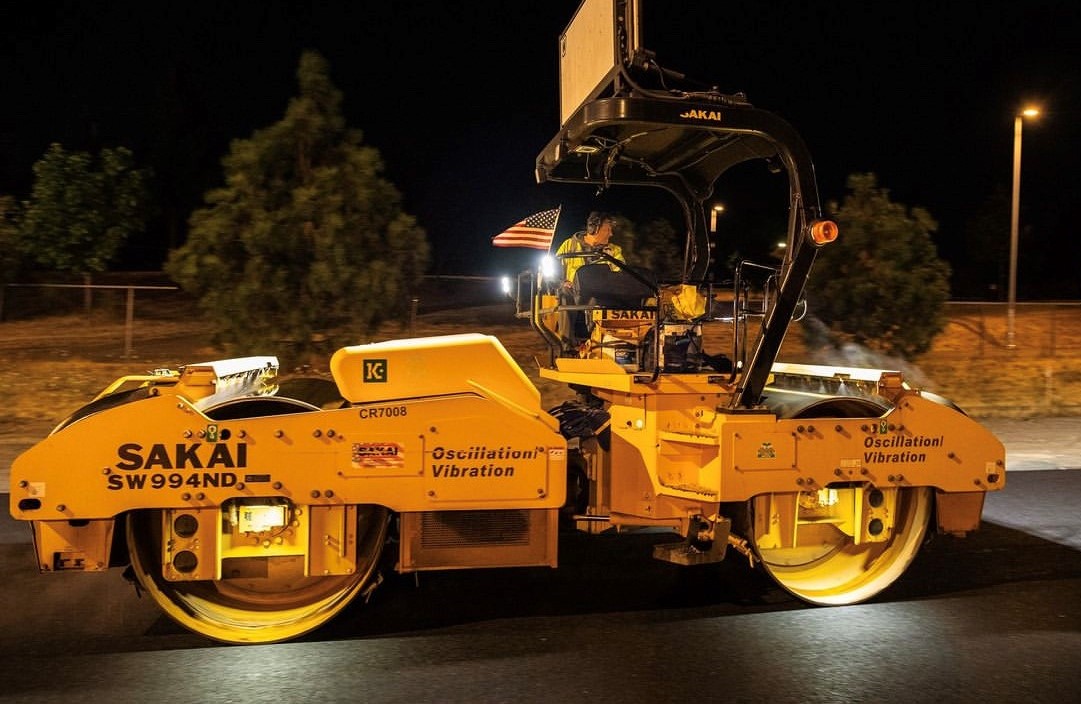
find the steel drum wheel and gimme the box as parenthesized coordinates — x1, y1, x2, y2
(752, 486, 932, 605)
(125, 503, 388, 644)
(123, 382, 389, 643)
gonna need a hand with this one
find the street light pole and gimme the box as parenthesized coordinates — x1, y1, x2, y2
(1006, 107, 1039, 350)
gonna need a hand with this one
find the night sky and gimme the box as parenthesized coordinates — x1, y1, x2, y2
(3, 1, 1079, 296)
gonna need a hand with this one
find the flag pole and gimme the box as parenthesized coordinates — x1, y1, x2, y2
(549, 206, 562, 251)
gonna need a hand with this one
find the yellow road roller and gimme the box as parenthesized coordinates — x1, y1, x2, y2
(8, 1, 1003, 643)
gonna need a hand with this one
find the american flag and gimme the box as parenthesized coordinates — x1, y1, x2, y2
(491, 207, 561, 250)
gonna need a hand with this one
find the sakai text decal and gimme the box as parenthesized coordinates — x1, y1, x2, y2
(601, 310, 655, 320)
(115, 443, 247, 470)
(679, 109, 723, 121)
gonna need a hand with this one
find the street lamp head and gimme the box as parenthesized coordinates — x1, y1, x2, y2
(1021, 107, 1040, 118)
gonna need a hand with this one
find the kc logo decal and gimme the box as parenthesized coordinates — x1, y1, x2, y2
(363, 359, 388, 383)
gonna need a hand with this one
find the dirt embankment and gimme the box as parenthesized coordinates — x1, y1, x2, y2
(1, 298, 1077, 441)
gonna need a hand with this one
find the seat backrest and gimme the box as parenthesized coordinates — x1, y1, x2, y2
(573, 264, 611, 305)
(574, 263, 654, 308)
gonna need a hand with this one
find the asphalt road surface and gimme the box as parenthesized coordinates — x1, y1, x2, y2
(1, 467, 1079, 704)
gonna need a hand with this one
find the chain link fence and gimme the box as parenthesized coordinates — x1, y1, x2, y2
(919, 302, 1081, 417)
(2, 276, 1077, 417)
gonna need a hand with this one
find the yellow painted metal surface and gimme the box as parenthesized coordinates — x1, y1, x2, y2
(31, 519, 114, 572)
(331, 333, 548, 423)
(9, 330, 1005, 626)
(10, 394, 565, 520)
(540, 362, 1004, 529)
(10, 335, 568, 575)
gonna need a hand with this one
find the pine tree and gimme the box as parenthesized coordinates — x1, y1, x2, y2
(166, 51, 429, 358)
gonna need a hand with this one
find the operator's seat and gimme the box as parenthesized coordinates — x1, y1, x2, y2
(570, 264, 657, 370)
(573, 263, 655, 308)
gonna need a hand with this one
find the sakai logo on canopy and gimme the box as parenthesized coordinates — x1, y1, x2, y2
(679, 109, 723, 121)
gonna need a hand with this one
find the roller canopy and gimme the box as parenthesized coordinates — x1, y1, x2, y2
(536, 92, 828, 406)
(536, 94, 824, 284)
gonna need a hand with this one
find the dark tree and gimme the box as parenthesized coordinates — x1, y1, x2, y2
(806, 173, 951, 359)
(0, 195, 21, 283)
(0, 195, 23, 318)
(956, 186, 1010, 300)
(632, 218, 684, 282)
(165, 51, 429, 359)
(19, 144, 151, 273)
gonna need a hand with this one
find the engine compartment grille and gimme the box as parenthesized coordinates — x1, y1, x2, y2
(399, 509, 558, 571)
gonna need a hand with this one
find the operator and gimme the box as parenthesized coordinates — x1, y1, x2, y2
(554, 211, 625, 347)
(555, 211, 624, 288)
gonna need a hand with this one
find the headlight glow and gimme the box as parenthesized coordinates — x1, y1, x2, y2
(540, 255, 555, 281)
